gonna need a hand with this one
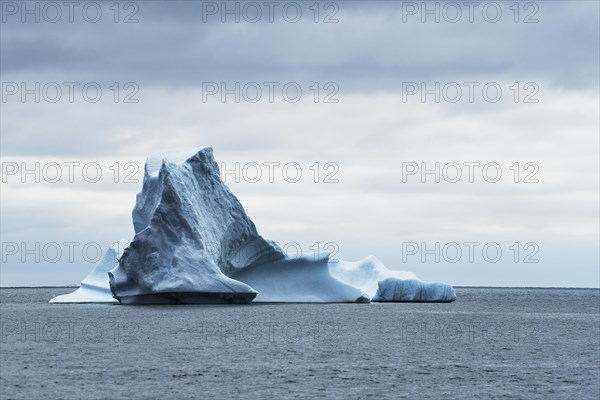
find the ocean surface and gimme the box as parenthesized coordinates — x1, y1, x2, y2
(1, 287, 598, 399)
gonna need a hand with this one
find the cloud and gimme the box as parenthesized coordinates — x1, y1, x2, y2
(1, 1, 598, 287)
(1, 1, 598, 89)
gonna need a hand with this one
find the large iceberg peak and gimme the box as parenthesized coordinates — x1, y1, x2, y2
(145, 146, 208, 177)
(109, 146, 284, 304)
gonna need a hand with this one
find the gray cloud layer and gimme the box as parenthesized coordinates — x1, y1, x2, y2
(2, 1, 598, 89)
(1, 1, 598, 287)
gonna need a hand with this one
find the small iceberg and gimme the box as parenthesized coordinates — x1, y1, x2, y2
(372, 278, 456, 302)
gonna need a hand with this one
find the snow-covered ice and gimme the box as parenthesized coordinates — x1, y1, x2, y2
(233, 252, 368, 303)
(328, 255, 417, 299)
(49, 239, 128, 303)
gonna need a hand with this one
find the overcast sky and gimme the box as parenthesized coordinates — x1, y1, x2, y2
(1, 0, 598, 287)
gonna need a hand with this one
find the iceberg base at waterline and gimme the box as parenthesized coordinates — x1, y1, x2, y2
(115, 292, 257, 305)
(49, 147, 456, 304)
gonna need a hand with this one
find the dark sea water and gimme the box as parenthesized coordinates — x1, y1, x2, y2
(1, 287, 598, 399)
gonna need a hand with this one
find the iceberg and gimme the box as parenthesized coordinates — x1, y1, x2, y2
(49, 239, 128, 303)
(50, 147, 455, 304)
(372, 278, 457, 302)
(108, 147, 281, 304)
